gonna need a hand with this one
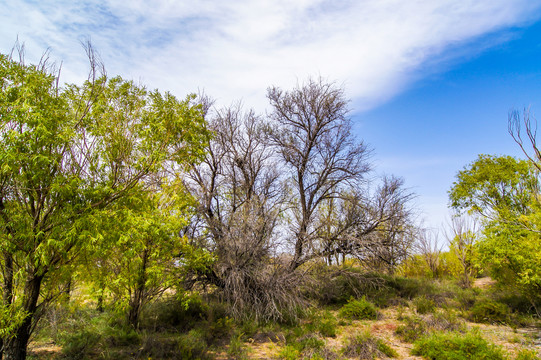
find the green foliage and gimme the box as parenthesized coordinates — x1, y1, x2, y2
(55, 307, 140, 359)
(449, 155, 535, 217)
(413, 295, 436, 314)
(0, 48, 210, 357)
(469, 299, 510, 324)
(338, 297, 378, 320)
(305, 310, 338, 338)
(515, 349, 540, 360)
(342, 331, 397, 359)
(227, 331, 250, 360)
(395, 315, 427, 343)
(139, 295, 207, 332)
(396, 310, 464, 343)
(177, 329, 211, 360)
(449, 154, 541, 308)
(278, 345, 301, 360)
(412, 330, 506, 360)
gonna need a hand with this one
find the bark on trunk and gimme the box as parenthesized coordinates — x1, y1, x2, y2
(128, 248, 149, 329)
(3, 274, 43, 360)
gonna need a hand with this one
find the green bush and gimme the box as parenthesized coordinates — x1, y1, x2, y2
(395, 315, 427, 343)
(339, 297, 378, 320)
(342, 332, 397, 359)
(453, 286, 479, 310)
(59, 329, 101, 359)
(469, 299, 510, 324)
(515, 349, 540, 360)
(413, 296, 436, 314)
(139, 295, 207, 331)
(305, 310, 338, 338)
(227, 331, 250, 360)
(412, 331, 505, 360)
(278, 345, 301, 360)
(396, 311, 464, 343)
(177, 329, 211, 360)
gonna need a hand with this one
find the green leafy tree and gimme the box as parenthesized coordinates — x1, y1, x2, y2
(85, 181, 214, 328)
(449, 154, 541, 313)
(0, 51, 208, 359)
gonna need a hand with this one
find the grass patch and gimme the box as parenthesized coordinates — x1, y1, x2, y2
(412, 330, 506, 360)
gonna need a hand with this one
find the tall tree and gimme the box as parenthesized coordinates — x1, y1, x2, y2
(0, 51, 208, 359)
(267, 78, 371, 270)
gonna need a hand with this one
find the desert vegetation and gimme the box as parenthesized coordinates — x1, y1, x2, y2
(0, 47, 540, 359)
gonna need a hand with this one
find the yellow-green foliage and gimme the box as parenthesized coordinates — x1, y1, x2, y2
(412, 330, 505, 360)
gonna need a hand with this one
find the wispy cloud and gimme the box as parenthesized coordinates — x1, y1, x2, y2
(1, 0, 540, 110)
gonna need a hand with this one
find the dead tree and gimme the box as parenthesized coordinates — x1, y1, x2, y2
(267, 77, 371, 271)
(445, 214, 478, 288)
(185, 102, 302, 321)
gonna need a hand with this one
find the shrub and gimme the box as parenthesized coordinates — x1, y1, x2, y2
(278, 345, 301, 360)
(412, 331, 505, 360)
(137, 334, 183, 359)
(177, 329, 211, 360)
(469, 299, 510, 324)
(396, 311, 463, 343)
(515, 349, 540, 360)
(395, 315, 427, 343)
(305, 310, 338, 338)
(59, 329, 101, 359)
(227, 331, 250, 360)
(342, 332, 397, 359)
(339, 297, 378, 320)
(139, 295, 207, 332)
(413, 296, 436, 314)
(453, 286, 479, 310)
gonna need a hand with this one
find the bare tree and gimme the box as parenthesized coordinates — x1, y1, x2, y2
(185, 102, 303, 321)
(415, 228, 444, 278)
(445, 214, 479, 288)
(317, 176, 416, 273)
(509, 108, 541, 172)
(267, 77, 371, 270)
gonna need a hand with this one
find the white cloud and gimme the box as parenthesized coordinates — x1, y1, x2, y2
(1, 0, 540, 111)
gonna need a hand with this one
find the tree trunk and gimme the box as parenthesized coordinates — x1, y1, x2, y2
(3, 274, 43, 360)
(1, 253, 15, 359)
(128, 248, 149, 329)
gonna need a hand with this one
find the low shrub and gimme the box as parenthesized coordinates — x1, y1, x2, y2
(395, 315, 427, 343)
(177, 329, 211, 360)
(412, 331, 505, 360)
(227, 331, 250, 360)
(305, 310, 338, 338)
(59, 329, 101, 359)
(395, 311, 463, 343)
(342, 332, 397, 359)
(469, 299, 510, 324)
(339, 297, 378, 320)
(139, 295, 207, 332)
(137, 334, 183, 359)
(413, 296, 436, 314)
(515, 349, 540, 360)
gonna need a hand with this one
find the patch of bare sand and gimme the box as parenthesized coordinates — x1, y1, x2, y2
(473, 277, 496, 289)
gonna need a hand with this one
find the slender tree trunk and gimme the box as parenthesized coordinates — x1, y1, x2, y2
(128, 248, 149, 329)
(3, 274, 43, 360)
(1, 253, 15, 360)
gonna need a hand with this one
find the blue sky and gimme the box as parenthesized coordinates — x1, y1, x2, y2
(2, 0, 541, 230)
(356, 19, 541, 229)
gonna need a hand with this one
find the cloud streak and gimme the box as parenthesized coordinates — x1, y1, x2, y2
(1, 0, 540, 110)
